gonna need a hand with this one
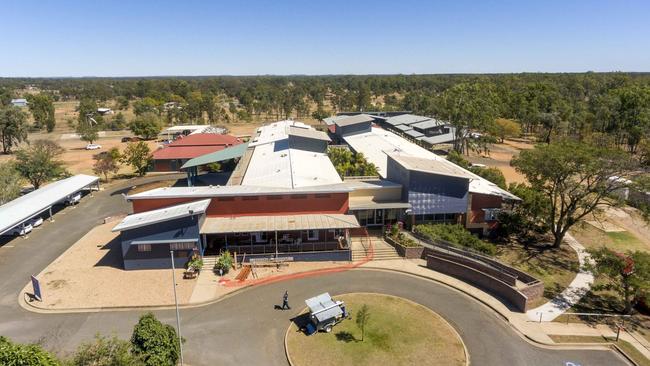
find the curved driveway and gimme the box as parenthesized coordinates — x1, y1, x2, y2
(0, 177, 630, 366)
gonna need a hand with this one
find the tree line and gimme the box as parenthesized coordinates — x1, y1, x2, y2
(2, 73, 649, 153)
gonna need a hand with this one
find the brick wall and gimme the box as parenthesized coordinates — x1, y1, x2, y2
(426, 254, 535, 312)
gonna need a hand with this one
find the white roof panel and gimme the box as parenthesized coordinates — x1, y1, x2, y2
(243, 120, 342, 189)
(0, 174, 99, 235)
(112, 199, 211, 232)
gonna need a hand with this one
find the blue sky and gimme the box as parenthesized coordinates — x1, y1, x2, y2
(1, 0, 649, 76)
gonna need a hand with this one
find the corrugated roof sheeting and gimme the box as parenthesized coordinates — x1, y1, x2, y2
(127, 184, 353, 200)
(344, 128, 519, 200)
(200, 214, 360, 234)
(0, 174, 99, 235)
(181, 142, 250, 169)
(404, 129, 425, 139)
(112, 199, 211, 232)
(384, 114, 430, 126)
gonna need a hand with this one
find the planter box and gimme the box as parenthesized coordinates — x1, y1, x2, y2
(384, 236, 424, 259)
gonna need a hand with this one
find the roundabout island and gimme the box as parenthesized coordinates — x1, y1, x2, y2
(286, 293, 467, 366)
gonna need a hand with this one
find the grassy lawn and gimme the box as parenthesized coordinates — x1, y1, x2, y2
(571, 223, 647, 253)
(495, 241, 579, 307)
(286, 293, 466, 366)
(549, 335, 650, 366)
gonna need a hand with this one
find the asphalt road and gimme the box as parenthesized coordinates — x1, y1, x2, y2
(0, 176, 630, 366)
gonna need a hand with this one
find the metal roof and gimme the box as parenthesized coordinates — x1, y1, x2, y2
(181, 143, 250, 169)
(404, 129, 425, 139)
(323, 115, 348, 126)
(200, 214, 360, 234)
(305, 293, 343, 323)
(112, 199, 210, 232)
(0, 174, 99, 235)
(334, 114, 374, 127)
(344, 128, 519, 200)
(384, 114, 430, 126)
(161, 125, 210, 133)
(243, 121, 341, 189)
(389, 154, 474, 179)
(127, 184, 353, 200)
(348, 198, 411, 210)
(411, 119, 446, 130)
(394, 124, 413, 132)
(418, 132, 456, 145)
(288, 126, 331, 142)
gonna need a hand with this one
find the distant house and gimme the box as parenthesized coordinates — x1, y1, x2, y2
(10, 99, 28, 108)
(97, 108, 114, 115)
(151, 133, 242, 171)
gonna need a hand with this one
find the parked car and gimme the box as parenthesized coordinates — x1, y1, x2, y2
(27, 216, 44, 227)
(8, 224, 33, 236)
(85, 144, 102, 150)
(65, 192, 82, 205)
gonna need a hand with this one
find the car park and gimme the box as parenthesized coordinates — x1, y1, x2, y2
(85, 144, 102, 150)
(8, 223, 33, 236)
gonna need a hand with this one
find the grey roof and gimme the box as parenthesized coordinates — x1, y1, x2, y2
(323, 115, 348, 126)
(418, 133, 456, 145)
(404, 129, 425, 139)
(411, 119, 445, 130)
(0, 174, 99, 235)
(389, 154, 474, 179)
(394, 124, 413, 132)
(288, 126, 331, 142)
(334, 114, 374, 127)
(305, 293, 343, 323)
(384, 114, 430, 126)
(348, 199, 411, 210)
(200, 214, 360, 234)
(112, 199, 211, 232)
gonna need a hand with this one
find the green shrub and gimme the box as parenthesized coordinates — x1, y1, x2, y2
(414, 224, 496, 255)
(187, 257, 203, 272)
(70, 334, 142, 366)
(0, 336, 60, 366)
(214, 251, 233, 274)
(130, 313, 180, 366)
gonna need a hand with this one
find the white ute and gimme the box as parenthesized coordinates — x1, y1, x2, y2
(9, 224, 33, 236)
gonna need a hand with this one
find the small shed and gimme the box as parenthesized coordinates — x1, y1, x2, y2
(11, 98, 27, 108)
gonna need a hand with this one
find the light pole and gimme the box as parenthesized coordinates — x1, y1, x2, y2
(170, 250, 184, 365)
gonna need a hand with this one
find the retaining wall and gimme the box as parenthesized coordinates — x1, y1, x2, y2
(384, 236, 425, 259)
(426, 254, 531, 312)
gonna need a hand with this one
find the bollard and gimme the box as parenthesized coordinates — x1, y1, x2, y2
(539, 312, 543, 323)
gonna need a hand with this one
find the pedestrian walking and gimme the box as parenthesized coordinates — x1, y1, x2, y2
(282, 290, 290, 310)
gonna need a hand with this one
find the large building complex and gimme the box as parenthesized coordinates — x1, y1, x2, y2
(112, 119, 517, 269)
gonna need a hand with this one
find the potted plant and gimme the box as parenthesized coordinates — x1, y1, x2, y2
(213, 251, 233, 276)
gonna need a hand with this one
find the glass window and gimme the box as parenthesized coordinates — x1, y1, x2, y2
(170, 242, 194, 250)
(137, 244, 151, 252)
(307, 230, 319, 241)
(434, 214, 445, 221)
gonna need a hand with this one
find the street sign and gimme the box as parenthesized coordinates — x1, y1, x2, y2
(31, 275, 42, 301)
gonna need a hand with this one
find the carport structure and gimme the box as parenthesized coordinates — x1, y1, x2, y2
(0, 174, 100, 236)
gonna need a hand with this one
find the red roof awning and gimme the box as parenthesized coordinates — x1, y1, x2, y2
(152, 145, 229, 160)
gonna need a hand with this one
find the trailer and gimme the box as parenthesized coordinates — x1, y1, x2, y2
(304, 292, 348, 335)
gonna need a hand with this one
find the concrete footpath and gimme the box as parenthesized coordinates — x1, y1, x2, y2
(526, 233, 595, 322)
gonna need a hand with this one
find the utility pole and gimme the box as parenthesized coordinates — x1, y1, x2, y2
(170, 250, 184, 365)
